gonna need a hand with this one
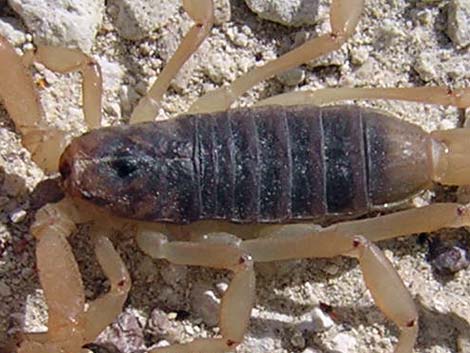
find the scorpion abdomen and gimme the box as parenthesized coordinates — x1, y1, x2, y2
(60, 105, 433, 224)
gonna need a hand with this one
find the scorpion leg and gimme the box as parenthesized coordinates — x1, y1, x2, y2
(138, 225, 417, 353)
(22, 45, 103, 129)
(130, 0, 214, 124)
(137, 230, 255, 353)
(18, 199, 130, 353)
(19, 199, 86, 353)
(0, 35, 103, 172)
(253, 86, 470, 109)
(0, 35, 65, 173)
(330, 202, 470, 242)
(0, 36, 44, 132)
(188, 0, 364, 114)
(240, 225, 418, 353)
(82, 226, 131, 342)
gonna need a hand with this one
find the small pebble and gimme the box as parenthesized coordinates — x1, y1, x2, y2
(9, 0, 104, 51)
(414, 52, 438, 82)
(191, 284, 220, 327)
(277, 68, 305, 86)
(310, 307, 335, 332)
(202, 51, 237, 84)
(146, 308, 182, 344)
(245, 0, 321, 26)
(156, 340, 170, 348)
(290, 330, 306, 349)
(148, 309, 172, 336)
(10, 209, 27, 223)
(21, 267, 33, 278)
(301, 348, 322, 353)
(431, 245, 469, 275)
(447, 0, 470, 48)
(108, 0, 179, 40)
(215, 281, 229, 295)
(323, 263, 339, 275)
(184, 324, 195, 336)
(213, 0, 231, 25)
(330, 332, 357, 353)
(350, 47, 369, 66)
(0, 280, 12, 297)
(104, 102, 122, 118)
(160, 264, 188, 286)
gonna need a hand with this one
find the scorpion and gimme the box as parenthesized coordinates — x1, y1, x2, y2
(1, 0, 470, 352)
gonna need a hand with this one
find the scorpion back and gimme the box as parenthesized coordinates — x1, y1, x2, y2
(60, 105, 432, 224)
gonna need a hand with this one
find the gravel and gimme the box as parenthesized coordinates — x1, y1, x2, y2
(1, 0, 470, 353)
(447, 0, 470, 48)
(245, 0, 322, 26)
(8, 0, 105, 52)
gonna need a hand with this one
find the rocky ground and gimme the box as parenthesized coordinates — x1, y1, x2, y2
(1, 0, 470, 352)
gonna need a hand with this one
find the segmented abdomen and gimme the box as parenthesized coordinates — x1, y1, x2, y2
(195, 105, 330, 222)
(170, 105, 430, 223)
(195, 106, 360, 222)
(62, 105, 432, 224)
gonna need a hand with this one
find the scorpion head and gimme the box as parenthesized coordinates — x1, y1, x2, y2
(59, 120, 194, 222)
(59, 124, 158, 219)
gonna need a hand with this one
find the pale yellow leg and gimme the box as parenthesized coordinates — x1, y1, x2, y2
(0, 36, 44, 131)
(0, 35, 103, 173)
(240, 225, 418, 353)
(83, 228, 131, 342)
(189, 0, 365, 114)
(236, 203, 470, 246)
(130, 0, 214, 124)
(254, 86, 470, 108)
(18, 199, 130, 353)
(330, 202, 470, 242)
(0, 35, 66, 173)
(22, 46, 103, 129)
(20, 199, 86, 353)
(137, 230, 255, 353)
(138, 224, 417, 353)
(353, 237, 418, 353)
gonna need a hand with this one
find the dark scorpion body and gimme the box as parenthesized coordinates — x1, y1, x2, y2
(60, 104, 431, 224)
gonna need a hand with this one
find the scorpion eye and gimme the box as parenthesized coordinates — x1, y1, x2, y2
(59, 157, 72, 180)
(110, 158, 137, 178)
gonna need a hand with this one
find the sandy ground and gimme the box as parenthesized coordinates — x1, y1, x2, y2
(1, 0, 470, 352)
